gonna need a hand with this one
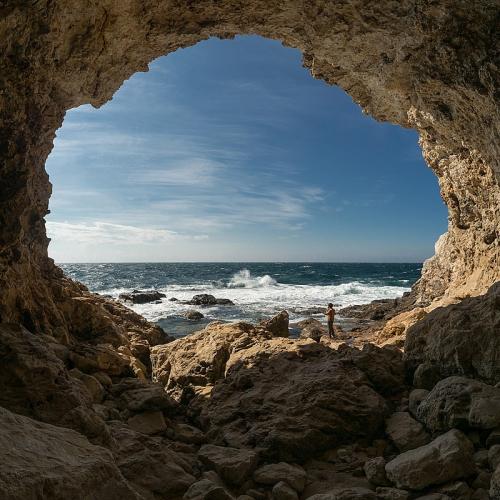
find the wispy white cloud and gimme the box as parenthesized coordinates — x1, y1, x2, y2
(46, 221, 207, 245)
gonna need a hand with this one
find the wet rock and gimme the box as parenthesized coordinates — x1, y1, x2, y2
(119, 290, 166, 304)
(416, 377, 500, 432)
(184, 310, 205, 320)
(409, 389, 430, 418)
(385, 430, 475, 490)
(260, 310, 290, 338)
(253, 462, 307, 492)
(385, 412, 430, 452)
(0, 407, 138, 499)
(272, 481, 299, 500)
(363, 457, 390, 486)
(198, 444, 259, 486)
(188, 294, 234, 306)
(127, 411, 167, 435)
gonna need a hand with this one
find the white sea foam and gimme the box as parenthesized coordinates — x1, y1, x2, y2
(99, 269, 411, 326)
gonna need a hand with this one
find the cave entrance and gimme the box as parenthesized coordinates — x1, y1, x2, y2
(45, 35, 446, 337)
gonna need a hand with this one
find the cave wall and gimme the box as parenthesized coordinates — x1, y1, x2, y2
(0, 0, 499, 334)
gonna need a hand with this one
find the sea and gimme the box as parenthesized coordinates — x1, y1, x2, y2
(60, 262, 421, 338)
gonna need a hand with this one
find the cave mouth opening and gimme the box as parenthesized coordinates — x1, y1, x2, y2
(44, 35, 447, 337)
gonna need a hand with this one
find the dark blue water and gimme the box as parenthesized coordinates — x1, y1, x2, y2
(60, 262, 421, 337)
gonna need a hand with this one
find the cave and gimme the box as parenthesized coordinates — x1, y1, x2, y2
(1, 2, 499, 498)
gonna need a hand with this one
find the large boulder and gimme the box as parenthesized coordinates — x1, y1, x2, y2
(0, 323, 106, 439)
(385, 412, 430, 452)
(0, 407, 138, 500)
(260, 310, 290, 338)
(151, 322, 265, 400)
(416, 376, 500, 432)
(385, 430, 476, 490)
(201, 339, 390, 460)
(197, 444, 259, 486)
(108, 421, 196, 498)
(405, 283, 500, 384)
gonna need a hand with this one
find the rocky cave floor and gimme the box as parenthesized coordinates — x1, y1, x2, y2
(1, 285, 500, 500)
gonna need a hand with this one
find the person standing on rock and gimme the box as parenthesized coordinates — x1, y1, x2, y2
(325, 303, 336, 339)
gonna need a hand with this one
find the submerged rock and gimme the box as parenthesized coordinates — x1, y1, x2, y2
(184, 310, 205, 320)
(119, 290, 166, 304)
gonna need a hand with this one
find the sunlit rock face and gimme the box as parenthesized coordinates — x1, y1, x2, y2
(0, 1, 499, 335)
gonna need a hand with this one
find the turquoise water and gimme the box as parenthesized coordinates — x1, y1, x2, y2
(60, 262, 421, 337)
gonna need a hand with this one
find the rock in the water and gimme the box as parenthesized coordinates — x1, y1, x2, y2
(119, 290, 166, 304)
(363, 457, 390, 486)
(198, 444, 259, 486)
(385, 429, 476, 490)
(260, 310, 290, 338)
(0, 407, 138, 500)
(184, 310, 205, 320)
(385, 412, 430, 452)
(253, 462, 307, 492)
(416, 376, 500, 432)
(188, 294, 234, 306)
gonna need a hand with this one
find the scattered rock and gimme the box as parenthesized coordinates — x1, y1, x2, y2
(127, 411, 167, 435)
(253, 462, 307, 492)
(260, 310, 290, 338)
(488, 445, 500, 470)
(385, 412, 430, 452)
(305, 487, 376, 499)
(183, 479, 234, 500)
(363, 457, 390, 486)
(385, 430, 476, 490)
(119, 290, 166, 304)
(272, 481, 299, 500)
(375, 487, 409, 500)
(184, 310, 205, 320)
(437, 481, 472, 499)
(198, 444, 259, 486)
(416, 376, 500, 431)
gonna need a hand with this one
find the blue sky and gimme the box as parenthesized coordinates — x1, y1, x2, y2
(46, 35, 447, 263)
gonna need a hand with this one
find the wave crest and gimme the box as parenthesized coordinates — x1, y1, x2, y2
(227, 269, 277, 288)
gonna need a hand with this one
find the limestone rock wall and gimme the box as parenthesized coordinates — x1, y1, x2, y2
(0, 1, 499, 334)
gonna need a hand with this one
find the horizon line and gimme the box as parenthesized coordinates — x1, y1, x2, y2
(55, 260, 424, 265)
